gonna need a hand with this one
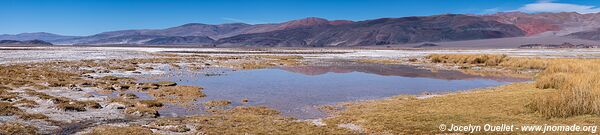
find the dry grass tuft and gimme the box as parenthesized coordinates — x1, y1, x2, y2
(13, 99, 39, 108)
(0, 100, 48, 120)
(0, 122, 38, 135)
(0, 89, 18, 101)
(526, 59, 600, 118)
(137, 100, 164, 108)
(203, 100, 231, 107)
(56, 100, 102, 112)
(226, 106, 280, 116)
(86, 125, 155, 135)
(427, 54, 600, 118)
(124, 106, 160, 118)
(0, 102, 23, 116)
(18, 113, 49, 120)
(427, 54, 509, 66)
(149, 86, 205, 106)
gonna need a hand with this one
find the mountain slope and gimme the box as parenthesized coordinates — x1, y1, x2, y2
(565, 28, 600, 41)
(0, 40, 53, 46)
(483, 12, 600, 36)
(52, 17, 353, 45)
(215, 14, 526, 47)
(144, 36, 214, 45)
(0, 32, 78, 41)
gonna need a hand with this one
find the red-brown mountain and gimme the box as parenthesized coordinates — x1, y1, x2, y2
(483, 12, 600, 36)
(215, 14, 526, 47)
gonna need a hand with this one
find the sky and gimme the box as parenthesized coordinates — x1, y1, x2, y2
(2, 0, 600, 36)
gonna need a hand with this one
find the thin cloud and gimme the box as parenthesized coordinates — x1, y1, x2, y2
(516, 1, 600, 14)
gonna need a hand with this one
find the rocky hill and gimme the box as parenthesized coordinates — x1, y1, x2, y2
(0, 32, 78, 42)
(215, 14, 525, 47)
(0, 40, 53, 46)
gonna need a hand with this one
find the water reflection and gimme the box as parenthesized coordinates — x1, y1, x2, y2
(143, 63, 527, 119)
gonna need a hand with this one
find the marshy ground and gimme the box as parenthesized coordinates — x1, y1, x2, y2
(1, 47, 600, 134)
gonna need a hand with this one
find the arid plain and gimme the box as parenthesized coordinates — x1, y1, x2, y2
(1, 47, 600, 134)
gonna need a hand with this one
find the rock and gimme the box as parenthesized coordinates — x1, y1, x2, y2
(79, 82, 96, 87)
(166, 125, 190, 132)
(97, 70, 111, 73)
(106, 103, 127, 109)
(119, 93, 138, 99)
(102, 86, 115, 91)
(83, 93, 95, 98)
(138, 85, 158, 91)
(82, 75, 94, 79)
(69, 87, 83, 91)
(114, 85, 130, 90)
(125, 107, 160, 118)
(154, 82, 177, 87)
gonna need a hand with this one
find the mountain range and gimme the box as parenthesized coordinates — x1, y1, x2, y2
(0, 40, 53, 46)
(4, 12, 600, 47)
(0, 32, 78, 42)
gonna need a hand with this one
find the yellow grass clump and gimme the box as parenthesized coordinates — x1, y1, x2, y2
(527, 59, 600, 118)
(427, 54, 509, 66)
(427, 54, 600, 118)
(427, 54, 551, 70)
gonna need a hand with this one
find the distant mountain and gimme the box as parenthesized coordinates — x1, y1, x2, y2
(144, 36, 214, 45)
(52, 30, 155, 45)
(565, 28, 600, 41)
(215, 14, 526, 47)
(79, 35, 164, 45)
(0, 32, 78, 42)
(52, 17, 353, 45)
(483, 12, 600, 36)
(10, 12, 600, 47)
(0, 40, 53, 46)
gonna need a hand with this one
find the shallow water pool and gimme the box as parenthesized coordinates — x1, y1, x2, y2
(142, 63, 527, 119)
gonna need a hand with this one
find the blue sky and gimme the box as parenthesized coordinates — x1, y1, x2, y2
(1, 0, 600, 36)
